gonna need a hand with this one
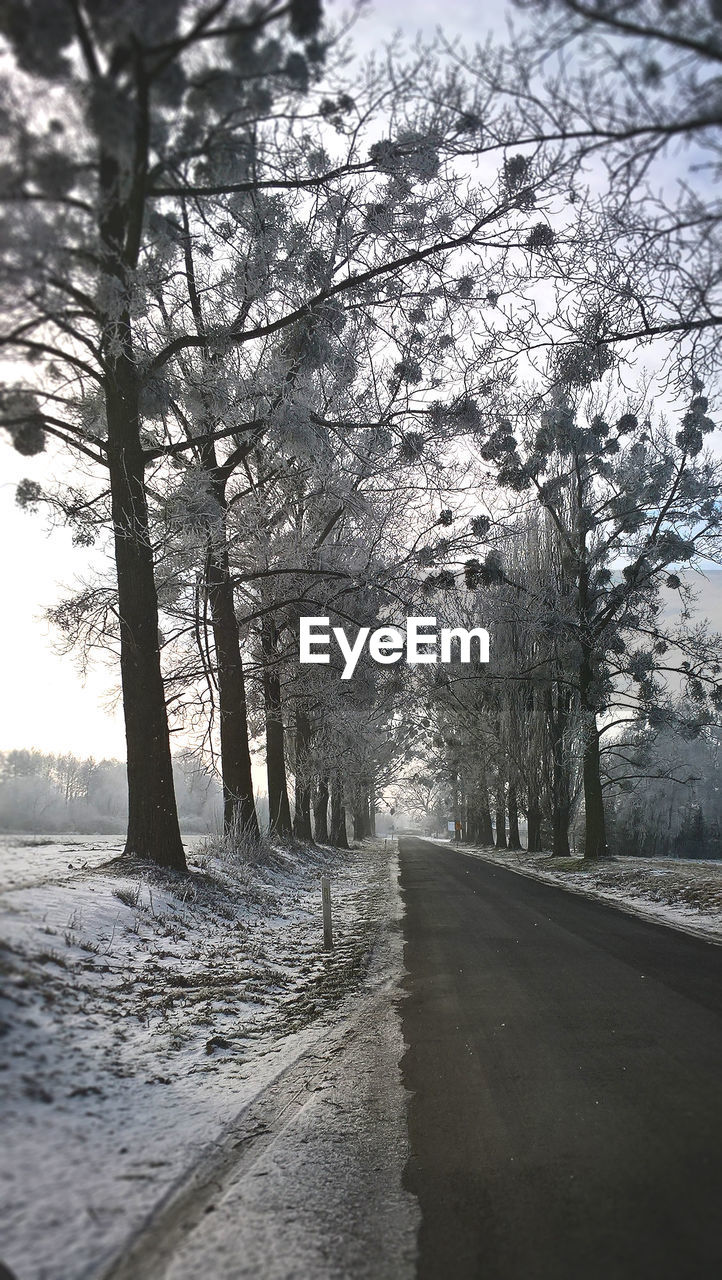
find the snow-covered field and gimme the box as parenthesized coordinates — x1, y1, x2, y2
(0, 834, 126, 891)
(0, 833, 397, 1280)
(436, 841, 722, 943)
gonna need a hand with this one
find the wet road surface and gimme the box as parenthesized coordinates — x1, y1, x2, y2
(398, 838, 722, 1280)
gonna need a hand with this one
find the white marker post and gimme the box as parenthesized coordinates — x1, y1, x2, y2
(321, 874, 333, 951)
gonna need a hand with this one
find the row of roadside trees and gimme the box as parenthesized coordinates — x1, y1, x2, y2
(2, 0, 722, 866)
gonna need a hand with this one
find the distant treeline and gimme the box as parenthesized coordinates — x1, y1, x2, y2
(0, 750, 222, 834)
(609, 731, 722, 862)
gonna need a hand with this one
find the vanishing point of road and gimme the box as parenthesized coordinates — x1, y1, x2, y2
(398, 837, 722, 1280)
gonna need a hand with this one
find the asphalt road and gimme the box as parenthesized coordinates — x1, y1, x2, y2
(398, 838, 722, 1280)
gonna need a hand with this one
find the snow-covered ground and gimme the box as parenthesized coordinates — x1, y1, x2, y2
(0, 833, 126, 891)
(433, 841, 722, 943)
(0, 833, 402, 1280)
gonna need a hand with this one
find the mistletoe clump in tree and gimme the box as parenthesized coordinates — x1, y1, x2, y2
(469, 0, 722, 387)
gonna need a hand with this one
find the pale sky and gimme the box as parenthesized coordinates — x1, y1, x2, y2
(0, 0, 717, 760)
(0, 448, 124, 756)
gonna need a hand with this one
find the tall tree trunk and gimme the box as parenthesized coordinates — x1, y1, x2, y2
(495, 779, 507, 849)
(329, 772, 349, 848)
(459, 772, 468, 841)
(107, 400, 186, 870)
(507, 783, 521, 849)
(527, 785, 543, 852)
(451, 769, 462, 842)
(580, 651, 606, 859)
(547, 685, 572, 858)
(552, 801, 571, 858)
(100, 146, 185, 871)
(351, 780, 372, 840)
(313, 774, 329, 843)
(293, 708, 313, 842)
(206, 540, 258, 838)
(262, 616, 292, 837)
(180, 207, 257, 840)
(575, 509, 606, 858)
(479, 782, 494, 845)
(369, 772, 377, 837)
(352, 798, 367, 838)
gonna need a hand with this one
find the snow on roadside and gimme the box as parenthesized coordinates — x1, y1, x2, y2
(0, 835, 394, 1280)
(430, 840, 722, 943)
